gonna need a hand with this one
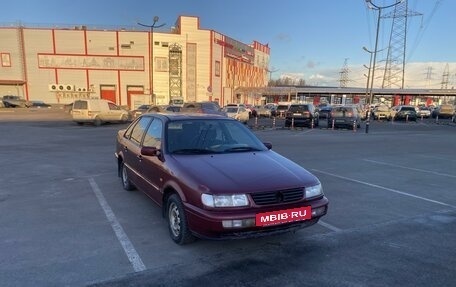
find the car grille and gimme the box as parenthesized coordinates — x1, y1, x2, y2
(250, 188, 304, 205)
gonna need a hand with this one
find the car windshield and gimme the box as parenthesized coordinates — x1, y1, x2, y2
(166, 119, 267, 154)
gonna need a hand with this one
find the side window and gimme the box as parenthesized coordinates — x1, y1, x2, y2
(143, 119, 163, 147)
(108, 102, 120, 110)
(130, 117, 152, 145)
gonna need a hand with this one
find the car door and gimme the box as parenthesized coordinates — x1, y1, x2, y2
(136, 118, 165, 205)
(107, 102, 123, 121)
(121, 116, 152, 186)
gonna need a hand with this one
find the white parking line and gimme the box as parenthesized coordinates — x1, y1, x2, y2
(363, 159, 456, 178)
(88, 178, 146, 272)
(311, 169, 456, 209)
(318, 220, 342, 232)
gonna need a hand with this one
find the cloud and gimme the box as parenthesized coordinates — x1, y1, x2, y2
(280, 72, 305, 81)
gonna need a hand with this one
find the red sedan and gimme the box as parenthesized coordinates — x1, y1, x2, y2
(115, 113, 328, 244)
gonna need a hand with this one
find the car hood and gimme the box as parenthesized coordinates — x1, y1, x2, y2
(168, 151, 319, 194)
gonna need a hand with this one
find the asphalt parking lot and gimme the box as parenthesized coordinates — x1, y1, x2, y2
(1, 108, 456, 287)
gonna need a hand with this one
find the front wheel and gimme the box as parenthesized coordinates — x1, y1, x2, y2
(167, 194, 195, 245)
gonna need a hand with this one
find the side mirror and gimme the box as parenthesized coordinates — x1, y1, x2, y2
(263, 142, 272, 150)
(141, 146, 160, 157)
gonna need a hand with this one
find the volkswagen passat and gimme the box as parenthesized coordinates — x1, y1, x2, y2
(115, 113, 328, 244)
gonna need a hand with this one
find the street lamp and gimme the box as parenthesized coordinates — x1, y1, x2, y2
(138, 16, 165, 104)
(364, 0, 403, 133)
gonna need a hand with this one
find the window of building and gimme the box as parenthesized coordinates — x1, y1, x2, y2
(1, 53, 11, 67)
(155, 57, 168, 72)
(215, 61, 220, 77)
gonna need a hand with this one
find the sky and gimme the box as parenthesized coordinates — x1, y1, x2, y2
(2, 0, 454, 88)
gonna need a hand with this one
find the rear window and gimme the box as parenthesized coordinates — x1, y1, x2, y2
(277, 105, 289, 110)
(400, 106, 415, 111)
(332, 107, 356, 117)
(289, 105, 309, 112)
(73, 100, 88, 110)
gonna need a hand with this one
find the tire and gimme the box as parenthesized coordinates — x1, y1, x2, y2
(120, 161, 135, 191)
(167, 194, 195, 245)
(76, 122, 84, 126)
(94, 116, 102, 126)
(121, 114, 128, 123)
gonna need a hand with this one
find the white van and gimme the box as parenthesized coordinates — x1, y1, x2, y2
(71, 99, 130, 126)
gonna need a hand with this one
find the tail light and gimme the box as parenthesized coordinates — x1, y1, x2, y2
(347, 112, 353, 117)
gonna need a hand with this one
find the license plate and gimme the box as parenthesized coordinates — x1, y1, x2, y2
(293, 113, 301, 116)
(336, 119, 345, 123)
(255, 206, 311, 227)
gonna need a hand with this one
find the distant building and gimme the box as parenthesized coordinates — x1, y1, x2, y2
(0, 16, 270, 108)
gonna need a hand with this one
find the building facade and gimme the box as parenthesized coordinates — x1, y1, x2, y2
(0, 16, 270, 108)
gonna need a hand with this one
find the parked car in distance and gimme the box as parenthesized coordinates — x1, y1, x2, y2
(329, 105, 361, 129)
(256, 105, 273, 118)
(276, 103, 290, 118)
(2, 95, 31, 108)
(130, 104, 152, 119)
(71, 99, 130, 126)
(284, 104, 319, 128)
(317, 105, 333, 120)
(181, 101, 227, 116)
(244, 104, 257, 117)
(431, 104, 455, 119)
(147, 105, 181, 113)
(30, 100, 52, 108)
(372, 105, 391, 120)
(115, 113, 328, 244)
(416, 106, 431, 118)
(391, 105, 417, 121)
(224, 106, 250, 123)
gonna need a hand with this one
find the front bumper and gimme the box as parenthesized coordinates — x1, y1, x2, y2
(184, 196, 329, 240)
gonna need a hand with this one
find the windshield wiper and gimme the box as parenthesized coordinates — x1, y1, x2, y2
(223, 146, 262, 153)
(172, 148, 215, 154)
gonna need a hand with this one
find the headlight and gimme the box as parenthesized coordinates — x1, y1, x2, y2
(201, 194, 249, 208)
(305, 183, 323, 198)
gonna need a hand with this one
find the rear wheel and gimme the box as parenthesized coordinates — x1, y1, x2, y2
(167, 194, 195, 245)
(94, 116, 102, 126)
(120, 161, 135, 191)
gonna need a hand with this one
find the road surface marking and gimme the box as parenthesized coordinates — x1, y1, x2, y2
(89, 178, 146, 272)
(318, 220, 342, 232)
(311, 169, 456, 208)
(363, 159, 456, 178)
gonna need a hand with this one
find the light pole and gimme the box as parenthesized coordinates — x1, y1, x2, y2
(138, 16, 165, 104)
(364, 0, 403, 133)
(362, 46, 374, 103)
